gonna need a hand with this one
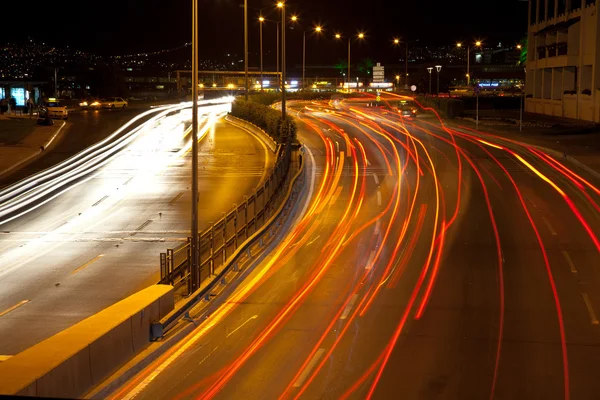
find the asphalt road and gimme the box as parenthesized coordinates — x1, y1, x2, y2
(0, 108, 154, 189)
(0, 104, 271, 355)
(105, 96, 600, 400)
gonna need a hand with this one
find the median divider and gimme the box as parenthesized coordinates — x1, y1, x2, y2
(0, 284, 174, 399)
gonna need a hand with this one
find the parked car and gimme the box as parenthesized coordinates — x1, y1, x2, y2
(44, 99, 68, 120)
(100, 97, 128, 109)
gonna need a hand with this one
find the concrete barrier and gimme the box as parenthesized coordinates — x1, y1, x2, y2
(0, 284, 174, 399)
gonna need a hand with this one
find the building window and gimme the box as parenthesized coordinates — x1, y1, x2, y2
(557, 42, 568, 56)
(530, 0, 537, 24)
(539, 0, 546, 22)
(571, 0, 582, 10)
(558, 0, 566, 14)
(0, 88, 5, 99)
(585, 0, 595, 6)
(537, 46, 547, 59)
(548, 0, 555, 18)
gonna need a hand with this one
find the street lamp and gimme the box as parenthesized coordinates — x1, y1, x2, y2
(392, 38, 412, 89)
(427, 67, 433, 95)
(435, 65, 442, 96)
(291, 16, 323, 90)
(457, 40, 482, 86)
(335, 32, 365, 92)
(395, 74, 400, 89)
(190, 0, 200, 289)
(277, 1, 287, 119)
(259, 16, 265, 91)
(243, 0, 249, 100)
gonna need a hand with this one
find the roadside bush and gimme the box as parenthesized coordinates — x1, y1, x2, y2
(231, 99, 297, 144)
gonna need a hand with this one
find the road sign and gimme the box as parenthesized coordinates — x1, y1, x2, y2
(410, 85, 417, 92)
(373, 62, 385, 83)
(376, 95, 381, 102)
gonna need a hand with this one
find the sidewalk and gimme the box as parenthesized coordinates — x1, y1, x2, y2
(444, 112, 600, 179)
(0, 117, 67, 179)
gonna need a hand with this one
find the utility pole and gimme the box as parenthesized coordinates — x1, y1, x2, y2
(260, 18, 263, 91)
(190, 0, 199, 290)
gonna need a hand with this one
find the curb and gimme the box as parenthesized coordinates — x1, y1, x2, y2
(0, 121, 67, 179)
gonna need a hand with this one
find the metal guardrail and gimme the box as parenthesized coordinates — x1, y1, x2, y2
(159, 142, 297, 295)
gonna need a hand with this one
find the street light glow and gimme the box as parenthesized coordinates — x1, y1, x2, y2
(457, 42, 462, 48)
(358, 33, 365, 39)
(394, 38, 400, 44)
(291, 15, 298, 21)
(517, 44, 522, 49)
(259, 16, 265, 22)
(475, 41, 482, 47)
(277, 2, 283, 8)
(335, 33, 341, 39)
(315, 26, 322, 32)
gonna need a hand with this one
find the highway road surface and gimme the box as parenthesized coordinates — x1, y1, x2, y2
(0, 99, 271, 355)
(110, 95, 600, 400)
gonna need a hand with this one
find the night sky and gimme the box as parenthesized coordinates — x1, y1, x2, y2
(4, 0, 528, 65)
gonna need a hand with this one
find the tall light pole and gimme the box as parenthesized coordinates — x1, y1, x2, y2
(190, 0, 199, 289)
(336, 32, 364, 92)
(291, 16, 322, 91)
(259, 16, 264, 91)
(457, 41, 481, 86)
(277, 2, 286, 119)
(427, 67, 433, 95)
(244, 0, 249, 100)
(435, 65, 442, 96)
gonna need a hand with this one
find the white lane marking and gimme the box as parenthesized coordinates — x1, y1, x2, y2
(374, 220, 382, 236)
(0, 300, 29, 318)
(526, 196, 539, 209)
(340, 294, 359, 320)
(226, 315, 258, 338)
(71, 254, 104, 275)
(365, 250, 377, 270)
(293, 348, 326, 388)
(377, 191, 382, 206)
(581, 293, 599, 325)
(541, 216, 558, 236)
(561, 250, 578, 274)
(373, 173, 379, 185)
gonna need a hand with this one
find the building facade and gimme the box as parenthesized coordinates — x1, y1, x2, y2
(526, 0, 600, 121)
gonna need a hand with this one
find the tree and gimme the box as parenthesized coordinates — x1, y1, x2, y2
(357, 57, 375, 78)
(334, 59, 348, 76)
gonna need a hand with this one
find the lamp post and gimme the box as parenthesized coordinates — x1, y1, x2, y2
(277, 2, 286, 119)
(291, 16, 322, 90)
(427, 67, 433, 95)
(336, 32, 364, 92)
(190, 0, 199, 290)
(457, 41, 481, 86)
(259, 17, 264, 91)
(395, 74, 400, 90)
(243, 0, 249, 100)
(435, 65, 442, 96)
